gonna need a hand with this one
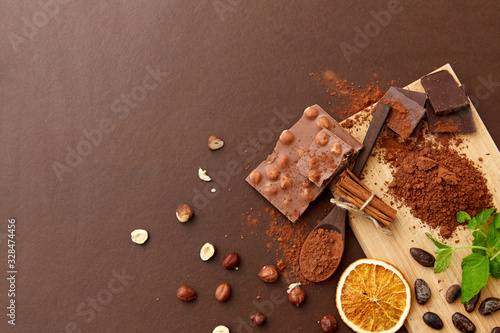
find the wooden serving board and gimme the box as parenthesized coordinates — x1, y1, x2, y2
(339, 64, 500, 332)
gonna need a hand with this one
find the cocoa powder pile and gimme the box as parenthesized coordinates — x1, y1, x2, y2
(300, 228, 343, 282)
(378, 130, 493, 238)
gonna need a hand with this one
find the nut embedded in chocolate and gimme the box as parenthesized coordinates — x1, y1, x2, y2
(308, 157, 319, 170)
(301, 189, 314, 202)
(208, 135, 224, 150)
(276, 154, 289, 168)
(279, 130, 294, 144)
(329, 142, 342, 155)
(304, 106, 318, 119)
(222, 253, 240, 270)
(315, 131, 329, 146)
(249, 171, 262, 185)
(264, 183, 278, 195)
(280, 176, 291, 190)
(266, 166, 280, 180)
(317, 116, 330, 129)
(308, 170, 321, 183)
(177, 285, 196, 302)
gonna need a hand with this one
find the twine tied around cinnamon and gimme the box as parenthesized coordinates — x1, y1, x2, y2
(332, 169, 396, 236)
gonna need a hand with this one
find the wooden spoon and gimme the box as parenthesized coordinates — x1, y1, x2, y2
(299, 102, 391, 282)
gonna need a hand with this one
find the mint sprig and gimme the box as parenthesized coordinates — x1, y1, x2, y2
(426, 208, 499, 303)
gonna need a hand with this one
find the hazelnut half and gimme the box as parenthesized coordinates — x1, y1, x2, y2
(213, 326, 230, 333)
(215, 283, 231, 302)
(208, 136, 224, 150)
(279, 130, 294, 144)
(320, 315, 338, 333)
(304, 106, 318, 119)
(289, 286, 305, 307)
(176, 204, 193, 223)
(264, 183, 278, 195)
(266, 166, 280, 180)
(248, 171, 262, 185)
(176, 285, 197, 302)
(280, 176, 291, 190)
(330, 141, 342, 155)
(250, 313, 267, 326)
(317, 116, 330, 129)
(222, 253, 240, 270)
(315, 131, 330, 146)
(200, 243, 215, 261)
(258, 265, 279, 283)
(276, 154, 289, 168)
(130, 229, 148, 244)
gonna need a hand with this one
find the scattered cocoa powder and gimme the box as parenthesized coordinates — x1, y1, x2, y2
(378, 127, 493, 238)
(310, 70, 384, 120)
(300, 229, 343, 282)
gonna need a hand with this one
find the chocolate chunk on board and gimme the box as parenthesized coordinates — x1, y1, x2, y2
(394, 87, 427, 108)
(421, 70, 469, 115)
(296, 129, 354, 187)
(380, 87, 426, 140)
(426, 100, 476, 133)
(246, 105, 362, 222)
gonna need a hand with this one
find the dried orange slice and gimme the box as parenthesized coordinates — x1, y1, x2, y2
(336, 259, 411, 333)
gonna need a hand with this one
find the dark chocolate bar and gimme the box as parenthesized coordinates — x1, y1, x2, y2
(426, 101, 476, 133)
(421, 70, 469, 115)
(246, 105, 362, 222)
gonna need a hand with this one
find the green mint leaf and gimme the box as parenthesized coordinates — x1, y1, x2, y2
(494, 213, 500, 229)
(467, 217, 479, 230)
(472, 231, 487, 255)
(474, 208, 496, 226)
(426, 232, 450, 250)
(487, 222, 500, 251)
(457, 211, 471, 223)
(461, 253, 489, 303)
(490, 256, 500, 279)
(434, 248, 453, 273)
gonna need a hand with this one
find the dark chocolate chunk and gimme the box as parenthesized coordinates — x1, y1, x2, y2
(426, 101, 476, 133)
(394, 87, 427, 108)
(421, 70, 469, 115)
(381, 87, 426, 140)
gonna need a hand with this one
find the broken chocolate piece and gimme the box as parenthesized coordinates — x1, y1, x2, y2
(421, 70, 469, 115)
(426, 101, 476, 133)
(246, 105, 362, 222)
(381, 87, 426, 140)
(296, 129, 354, 187)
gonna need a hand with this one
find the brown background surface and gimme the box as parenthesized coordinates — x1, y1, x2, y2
(1, 1, 500, 332)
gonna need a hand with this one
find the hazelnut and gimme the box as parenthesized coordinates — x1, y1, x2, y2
(198, 168, 212, 181)
(208, 136, 224, 150)
(222, 253, 240, 270)
(249, 171, 262, 185)
(320, 315, 338, 333)
(280, 176, 291, 190)
(264, 183, 278, 195)
(308, 170, 320, 183)
(200, 242, 215, 261)
(250, 313, 267, 326)
(258, 265, 279, 283)
(279, 130, 294, 144)
(315, 131, 330, 146)
(289, 286, 305, 307)
(212, 325, 230, 333)
(301, 189, 314, 202)
(176, 285, 196, 302)
(215, 283, 231, 302)
(176, 204, 193, 223)
(308, 157, 319, 170)
(330, 141, 342, 155)
(304, 106, 318, 119)
(302, 179, 312, 188)
(283, 198, 292, 205)
(130, 229, 148, 244)
(317, 116, 330, 129)
(266, 166, 280, 180)
(276, 154, 289, 168)
(298, 148, 305, 158)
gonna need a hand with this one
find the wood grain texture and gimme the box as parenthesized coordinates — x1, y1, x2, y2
(339, 64, 500, 332)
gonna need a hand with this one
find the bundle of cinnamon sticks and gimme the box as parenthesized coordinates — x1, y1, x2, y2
(334, 169, 396, 226)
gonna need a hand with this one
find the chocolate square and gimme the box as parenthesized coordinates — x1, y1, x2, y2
(421, 70, 469, 115)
